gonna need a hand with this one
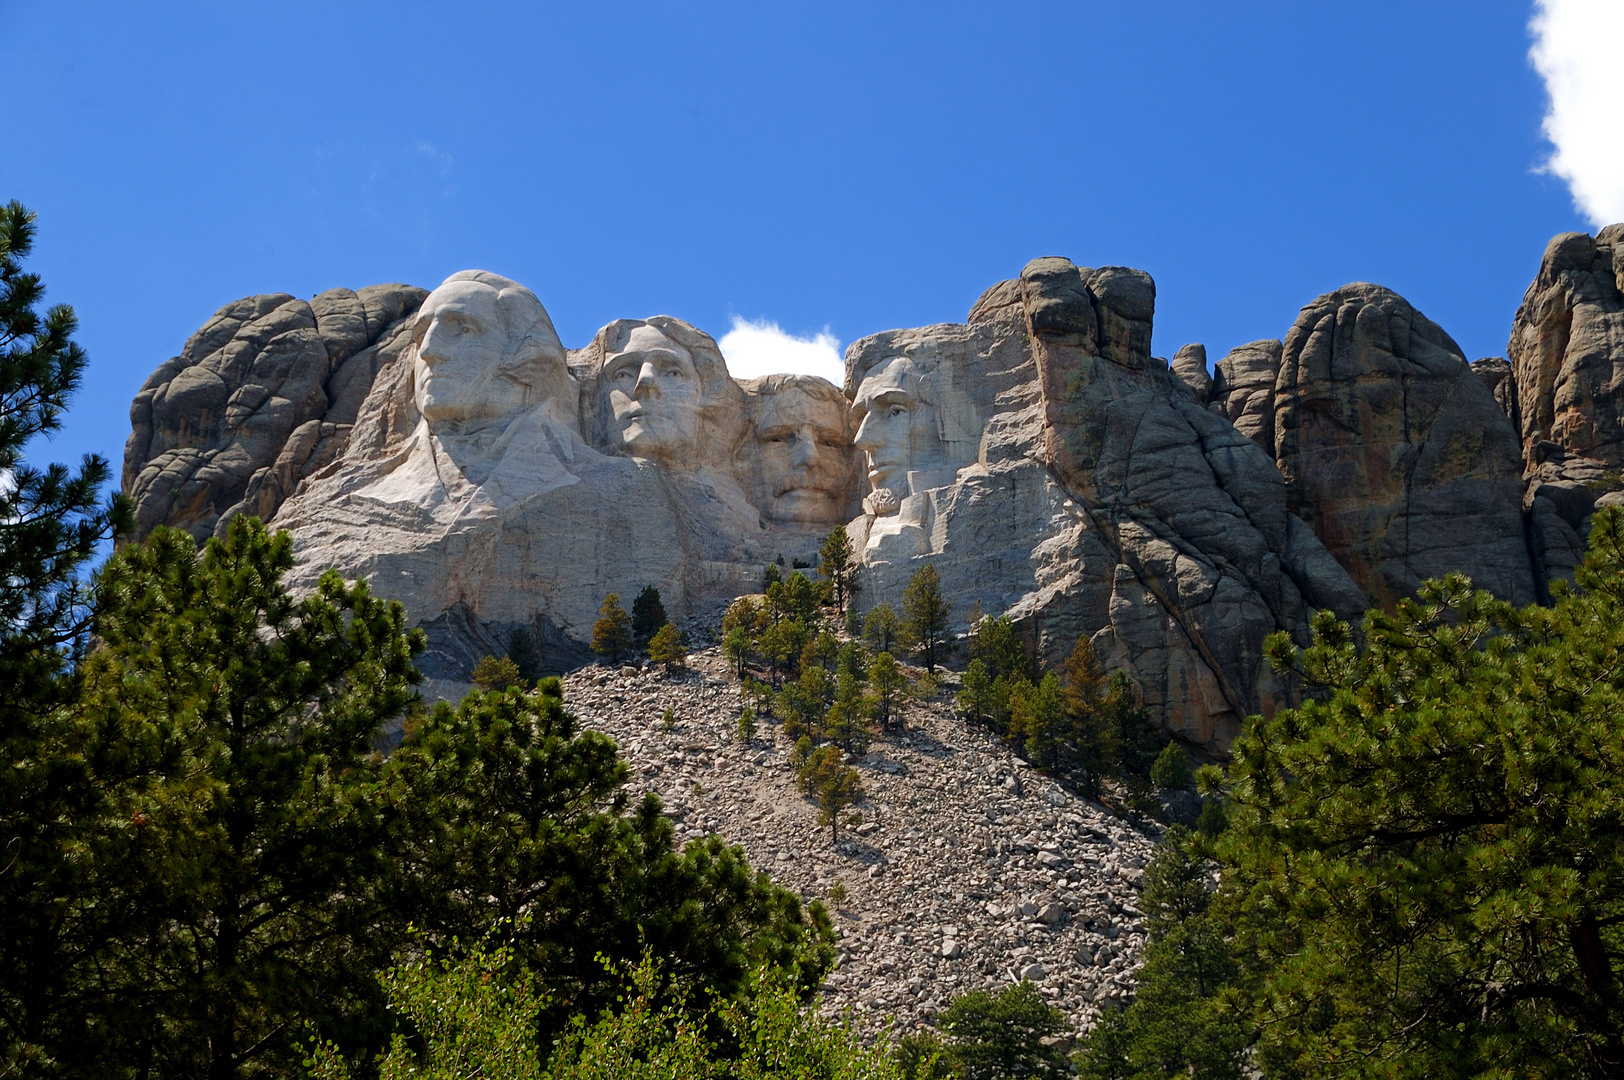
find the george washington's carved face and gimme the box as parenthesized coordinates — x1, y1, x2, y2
(412, 276, 569, 426)
(755, 385, 851, 524)
(602, 325, 702, 462)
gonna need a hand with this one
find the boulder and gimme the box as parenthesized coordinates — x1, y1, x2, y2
(1506, 225, 1624, 586)
(1272, 284, 1536, 607)
(123, 284, 428, 541)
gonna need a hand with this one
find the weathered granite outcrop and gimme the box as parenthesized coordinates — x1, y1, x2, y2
(1502, 226, 1624, 585)
(124, 285, 428, 541)
(126, 251, 1582, 753)
(846, 258, 1366, 749)
(1175, 287, 1537, 608)
(1271, 284, 1535, 607)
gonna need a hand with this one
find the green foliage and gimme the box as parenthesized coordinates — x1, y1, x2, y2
(900, 563, 950, 674)
(819, 525, 856, 612)
(647, 622, 688, 669)
(1008, 671, 1066, 768)
(737, 703, 757, 742)
(762, 562, 783, 590)
(772, 570, 821, 625)
(862, 603, 902, 654)
(1074, 828, 1247, 1080)
(311, 944, 895, 1080)
(386, 677, 836, 1041)
(508, 625, 544, 682)
(795, 745, 863, 843)
(15, 517, 426, 1078)
(724, 626, 753, 679)
(590, 593, 632, 660)
(0, 202, 134, 1078)
(307, 933, 545, 1080)
(1148, 741, 1192, 791)
(868, 651, 906, 733)
(895, 1031, 953, 1080)
(630, 584, 668, 647)
(474, 653, 526, 691)
(0, 200, 127, 677)
(759, 618, 810, 687)
(1219, 508, 1624, 1078)
(968, 615, 1033, 683)
(935, 981, 1070, 1080)
(824, 671, 871, 755)
(956, 658, 997, 726)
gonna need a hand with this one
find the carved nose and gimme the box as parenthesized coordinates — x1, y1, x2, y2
(634, 361, 661, 398)
(418, 321, 450, 365)
(791, 429, 818, 466)
(853, 411, 879, 452)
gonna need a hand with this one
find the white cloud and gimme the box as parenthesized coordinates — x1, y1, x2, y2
(1530, 0, 1624, 228)
(717, 316, 845, 384)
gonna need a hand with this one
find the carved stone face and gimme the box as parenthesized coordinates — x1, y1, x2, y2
(602, 325, 703, 462)
(852, 357, 930, 512)
(413, 279, 561, 426)
(756, 386, 850, 524)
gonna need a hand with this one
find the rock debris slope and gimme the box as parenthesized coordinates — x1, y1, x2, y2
(558, 647, 1160, 1041)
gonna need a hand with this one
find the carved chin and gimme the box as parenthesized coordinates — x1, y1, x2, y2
(619, 421, 691, 460)
(771, 487, 839, 523)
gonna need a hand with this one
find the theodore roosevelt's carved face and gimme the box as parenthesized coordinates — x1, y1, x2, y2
(602, 325, 702, 462)
(755, 384, 851, 524)
(851, 357, 933, 513)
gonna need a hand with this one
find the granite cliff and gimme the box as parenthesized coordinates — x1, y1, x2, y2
(124, 226, 1624, 751)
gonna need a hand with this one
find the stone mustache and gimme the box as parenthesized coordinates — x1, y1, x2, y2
(128, 251, 1559, 751)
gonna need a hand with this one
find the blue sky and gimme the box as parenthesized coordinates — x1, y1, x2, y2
(1, 1, 1613, 480)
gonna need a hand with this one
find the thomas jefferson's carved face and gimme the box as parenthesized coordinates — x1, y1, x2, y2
(413, 282, 528, 423)
(756, 387, 850, 524)
(602, 325, 702, 462)
(851, 358, 927, 511)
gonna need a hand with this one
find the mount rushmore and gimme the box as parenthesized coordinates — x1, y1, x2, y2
(123, 224, 1624, 752)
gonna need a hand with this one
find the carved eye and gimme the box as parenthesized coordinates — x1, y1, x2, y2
(665, 368, 684, 379)
(887, 405, 907, 419)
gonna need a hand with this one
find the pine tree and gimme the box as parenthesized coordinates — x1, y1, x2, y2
(386, 677, 836, 1043)
(630, 585, 667, 648)
(868, 650, 906, 733)
(0, 201, 128, 677)
(0, 201, 133, 1077)
(591, 593, 632, 661)
(863, 603, 901, 654)
(967, 615, 1033, 683)
(1008, 671, 1066, 768)
(936, 982, 1070, 1080)
(71, 517, 425, 1079)
(647, 622, 687, 670)
(817, 525, 855, 612)
(1218, 509, 1624, 1078)
(901, 563, 949, 674)
(473, 653, 524, 691)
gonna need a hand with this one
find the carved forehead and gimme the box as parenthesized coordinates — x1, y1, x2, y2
(853, 358, 925, 410)
(758, 388, 848, 433)
(602, 325, 694, 370)
(418, 280, 503, 324)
